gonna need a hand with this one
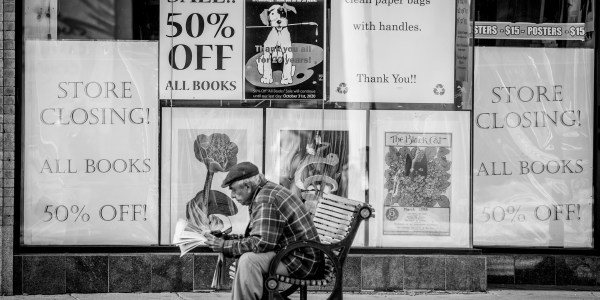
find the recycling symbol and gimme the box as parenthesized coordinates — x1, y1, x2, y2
(433, 84, 445, 95)
(336, 83, 348, 94)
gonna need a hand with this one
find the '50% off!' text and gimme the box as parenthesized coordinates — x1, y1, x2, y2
(481, 204, 582, 223)
(42, 204, 149, 223)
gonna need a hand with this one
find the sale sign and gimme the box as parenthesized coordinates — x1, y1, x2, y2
(24, 41, 159, 245)
(160, 0, 243, 100)
(473, 47, 594, 248)
(329, 0, 455, 103)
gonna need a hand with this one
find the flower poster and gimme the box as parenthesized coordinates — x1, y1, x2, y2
(265, 109, 367, 245)
(160, 108, 263, 244)
(370, 111, 470, 247)
(383, 132, 452, 235)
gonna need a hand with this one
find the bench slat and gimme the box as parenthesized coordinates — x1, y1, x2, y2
(315, 209, 353, 223)
(318, 202, 356, 218)
(317, 228, 343, 242)
(320, 198, 357, 211)
(315, 213, 352, 227)
(316, 224, 347, 240)
(323, 193, 362, 207)
(314, 218, 350, 233)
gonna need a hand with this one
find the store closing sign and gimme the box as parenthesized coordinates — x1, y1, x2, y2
(473, 47, 594, 248)
(24, 41, 159, 245)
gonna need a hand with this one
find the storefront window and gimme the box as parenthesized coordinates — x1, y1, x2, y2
(21, 0, 596, 251)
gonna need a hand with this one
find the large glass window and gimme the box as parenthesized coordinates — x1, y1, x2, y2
(21, 0, 596, 250)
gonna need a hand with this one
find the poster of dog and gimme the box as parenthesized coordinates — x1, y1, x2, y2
(245, 0, 325, 100)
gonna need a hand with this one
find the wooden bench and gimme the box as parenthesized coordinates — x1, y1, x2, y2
(263, 193, 374, 300)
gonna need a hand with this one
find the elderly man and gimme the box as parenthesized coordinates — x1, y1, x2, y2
(204, 161, 321, 300)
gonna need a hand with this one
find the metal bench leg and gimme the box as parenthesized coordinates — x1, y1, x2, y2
(300, 286, 308, 300)
(328, 276, 343, 300)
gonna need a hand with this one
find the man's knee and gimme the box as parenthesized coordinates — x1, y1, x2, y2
(237, 252, 276, 273)
(237, 252, 262, 271)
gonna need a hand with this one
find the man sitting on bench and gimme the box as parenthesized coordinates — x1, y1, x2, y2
(204, 162, 322, 300)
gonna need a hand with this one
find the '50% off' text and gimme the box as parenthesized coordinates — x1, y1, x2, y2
(42, 204, 149, 222)
(481, 204, 581, 223)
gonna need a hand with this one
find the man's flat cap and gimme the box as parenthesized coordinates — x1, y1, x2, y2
(221, 162, 260, 188)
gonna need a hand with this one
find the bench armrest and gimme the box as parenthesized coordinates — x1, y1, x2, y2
(265, 240, 341, 290)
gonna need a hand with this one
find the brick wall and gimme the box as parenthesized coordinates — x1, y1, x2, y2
(1, 0, 15, 296)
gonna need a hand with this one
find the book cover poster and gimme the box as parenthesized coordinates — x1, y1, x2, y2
(161, 108, 263, 244)
(245, 0, 325, 100)
(370, 111, 470, 247)
(265, 109, 367, 245)
(383, 132, 452, 236)
(473, 47, 594, 248)
(279, 130, 349, 215)
(330, 0, 455, 103)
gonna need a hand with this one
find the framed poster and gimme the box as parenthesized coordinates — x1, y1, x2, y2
(265, 109, 367, 246)
(161, 108, 263, 244)
(330, 0, 455, 103)
(159, 0, 244, 100)
(369, 110, 470, 247)
(473, 47, 594, 248)
(245, 0, 325, 100)
(24, 41, 159, 245)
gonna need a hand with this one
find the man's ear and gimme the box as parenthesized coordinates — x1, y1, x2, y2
(282, 3, 297, 14)
(260, 9, 269, 26)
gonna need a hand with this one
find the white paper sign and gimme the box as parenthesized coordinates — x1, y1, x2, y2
(473, 47, 594, 248)
(330, 0, 455, 103)
(24, 41, 159, 245)
(160, 108, 263, 244)
(370, 111, 470, 247)
(265, 109, 368, 246)
(160, 0, 243, 100)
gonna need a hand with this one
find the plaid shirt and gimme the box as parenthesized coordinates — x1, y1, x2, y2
(222, 181, 322, 278)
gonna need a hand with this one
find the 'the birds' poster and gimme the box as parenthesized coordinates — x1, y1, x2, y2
(245, 0, 325, 100)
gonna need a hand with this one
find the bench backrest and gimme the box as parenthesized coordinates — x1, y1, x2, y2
(312, 193, 372, 265)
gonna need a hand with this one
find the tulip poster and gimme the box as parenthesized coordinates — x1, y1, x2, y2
(24, 41, 159, 245)
(160, 108, 263, 244)
(329, 0, 455, 103)
(473, 47, 594, 248)
(369, 111, 470, 247)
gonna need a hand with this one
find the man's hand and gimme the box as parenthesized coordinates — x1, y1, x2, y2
(204, 232, 225, 252)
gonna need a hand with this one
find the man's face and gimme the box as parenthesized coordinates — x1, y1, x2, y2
(229, 181, 253, 206)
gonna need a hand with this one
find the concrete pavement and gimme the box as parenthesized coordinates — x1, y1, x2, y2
(1, 290, 600, 299)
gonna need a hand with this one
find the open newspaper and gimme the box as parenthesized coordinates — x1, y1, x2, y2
(172, 214, 232, 257)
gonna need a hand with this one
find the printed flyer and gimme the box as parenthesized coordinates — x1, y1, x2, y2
(24, 41, 159, 245)
(160, 0, 244, 100)
(160, 108, 263, 244)
(265, 109, 367, 246)
(245, 0, 325, 100)
(370, 111, 470, 247)
(383, 132, 452, 236)
(473, 47, 594, 248)
(330, 0, 455, 103)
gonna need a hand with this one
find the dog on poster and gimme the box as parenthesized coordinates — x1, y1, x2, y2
(256, 4, 297, 85)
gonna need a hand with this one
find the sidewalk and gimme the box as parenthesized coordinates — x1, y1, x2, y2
(2, 290, 600, 299)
